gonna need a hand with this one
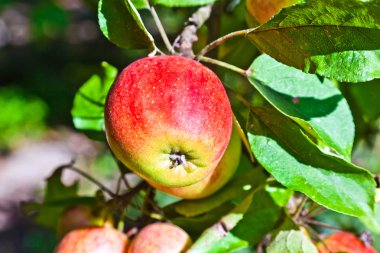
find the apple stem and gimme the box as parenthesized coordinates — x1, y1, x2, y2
(303, 218, 344, 231)
(195, 28, 257, 60)
(60, 162, 117, 198)
(305, 206, 327, 218)
(199, 56, 247, 76)
(108, 181, 148, 207)
(293, 195, 308, 220)
(149, 6, 175, 54)
(232, 113, 256, 163)
(116, 176, 123, 195)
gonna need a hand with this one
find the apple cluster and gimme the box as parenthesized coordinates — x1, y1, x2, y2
(55, 222, 192, 253)
(104, 55, 241, 199)
(56, 56, 241, 252)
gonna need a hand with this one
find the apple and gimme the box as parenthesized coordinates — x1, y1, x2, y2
(57, 205, 113, 237)
(246, 0, 302, 26)
(317, 232, 377, 253)
(55, 227, 128, 253)
(150, 123, 241, 199)
(105, 56, 232, 187)
(57, 205, 93, 237)
(127, 223, 192, 253)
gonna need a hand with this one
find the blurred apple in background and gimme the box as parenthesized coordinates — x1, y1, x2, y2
(128, 223, 191, 253)
(317, 232, 377, 253)
(246, 0, 303, 26)
(55, 226, 128, 253)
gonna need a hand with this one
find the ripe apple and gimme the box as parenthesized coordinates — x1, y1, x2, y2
(317, 232, 377, 253)
(127, 223, 192, 253)
(105, 56, 232, 187)
(246, 0, 302, 26)
(150, 123, 241, 199)
(55, 227, 128, 253)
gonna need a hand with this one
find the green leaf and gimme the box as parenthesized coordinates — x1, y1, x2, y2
(189, 232, 248, 253)
(230, 188, 282, 245)
(265, 185, 293, 207)
(247, 0, 380, 82)
(271, 215, 299, 238)
(360, 203, 380, 234)
(187, 195, 253, 253)
(152, 0, 217, 7)
(170, 169, 266, 217)
(155, 190, 181, 208)
(131, 0, 149, 9)
(98, 0, 154, 49)
(310, 50, 380, 83)
(32, 168, 79, 231)
(170, 203, 235, 238)
(187, 214, 248, 253)
(266, 230, 318, 253)
(348, 78, 380, 122)
(247, 107, 375, 217)
(248, 54, 354, 160)
(71, 62, 117, 134)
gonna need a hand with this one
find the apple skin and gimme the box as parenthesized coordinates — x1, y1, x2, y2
(105, 56, 232, 187)
(246, 0, 302, 26)
(317, 232, 377, 253)
(55, 227, 128, 253)
(127, 223, 192, 253)
(150, 123, 241, 199)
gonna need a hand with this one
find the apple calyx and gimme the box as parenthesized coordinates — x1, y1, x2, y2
(169, 152, 187, 169)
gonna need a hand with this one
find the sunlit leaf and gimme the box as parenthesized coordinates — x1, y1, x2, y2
(247, 0, 380, 82)
(131, 0, 149, 9)
(265, 185, 293, 207)
(98, 0, 154, 49)
(71, 62, 117, 135)
(187, 194, 253, 253)
(248, 54, 354, 160)
(247, 107, 375, 217)
(266, 230, 318, 253)
(310, 50, 380, 83)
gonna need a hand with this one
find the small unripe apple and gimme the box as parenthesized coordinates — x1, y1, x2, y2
(105, 56, 232, 187)
(151, 123, 241, 199)
(55, 227, 128, 253)
(317, 232, 376, 253)
(57, 205, 92, 237)
(57, 205, 113, 237)
(127, 223, 191, 253)
(246, 0, 302, 26)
